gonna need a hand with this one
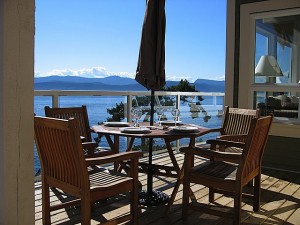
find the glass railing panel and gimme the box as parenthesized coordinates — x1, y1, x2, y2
(34, 96, 53, 175)
(59, 95, 129, 151)
(58, 95, 128, 125)
(34, 91, 225, 174)
(34, 96, 52, 116)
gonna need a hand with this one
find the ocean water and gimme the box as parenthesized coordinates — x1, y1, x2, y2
(34, 95, 223, 174)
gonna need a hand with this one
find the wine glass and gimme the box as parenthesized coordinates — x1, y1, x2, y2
(135, 107, 142, 127)
(156, 107, 164, 126)
(131, 107, 142, 127)
(171, 108, 180, 126)
(130, 107, 137, 127)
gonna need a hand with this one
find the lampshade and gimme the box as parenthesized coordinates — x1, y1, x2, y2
(255, 55, 283, 77)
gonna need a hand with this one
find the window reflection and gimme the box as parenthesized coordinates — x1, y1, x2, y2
(254, 91, 299, 119)
(255, 15, 300, 85)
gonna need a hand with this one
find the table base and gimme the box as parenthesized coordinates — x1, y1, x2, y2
(138, 190, 169, 206)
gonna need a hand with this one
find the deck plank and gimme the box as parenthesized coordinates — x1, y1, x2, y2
(35, 152, 300, 225)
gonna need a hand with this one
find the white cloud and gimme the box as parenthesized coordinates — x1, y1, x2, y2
(35, 67, 225, 82)
(35, 66, 135, 79)
(211, 75, 225, 81)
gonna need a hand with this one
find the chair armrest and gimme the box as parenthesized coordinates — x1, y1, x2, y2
(205, 127, 222, 133)
(217, 134, 247, 142)
(85, 150, 114, 158)
(85, 151, 143, 167)
(206, 139, 245, 149)
(82, 142, 99, 157)
(82, 142, 98, 149)
(180, 146, 242, 161)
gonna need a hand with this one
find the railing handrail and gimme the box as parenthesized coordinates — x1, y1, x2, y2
(34, 90, 225, 118)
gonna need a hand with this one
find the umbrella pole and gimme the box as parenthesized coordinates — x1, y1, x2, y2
(147, 90, 155, 193)
(139, 90, 169, 206)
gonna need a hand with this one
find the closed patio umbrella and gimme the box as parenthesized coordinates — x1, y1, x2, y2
(135, 0, 167, 206)
(136, 0, 166, 92)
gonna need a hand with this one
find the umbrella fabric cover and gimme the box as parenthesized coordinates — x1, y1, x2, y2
(136, 0, 166, 91)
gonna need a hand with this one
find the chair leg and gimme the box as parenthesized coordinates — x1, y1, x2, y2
(42, 182, 51, 225)
(253, 175, 261, 212)
(208, 187, 215, 203)
(131, 188, 139, 225)
(233, 190, 242, 225)
(131, 160, 139, 225)
(81, 194, 91, 225)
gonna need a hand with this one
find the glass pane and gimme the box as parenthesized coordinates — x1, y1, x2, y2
(255, 15, 300, 84)
(254, 91, 299, 119)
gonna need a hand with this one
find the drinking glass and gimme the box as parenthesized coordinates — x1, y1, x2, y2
(131, 107, 137, 127)
(131, 107, 142, 127)
(156, 107, 164, 126)
(171, 108, 180, 126)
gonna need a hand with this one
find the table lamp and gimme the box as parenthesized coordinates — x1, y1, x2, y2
(255, 55, 283, 83)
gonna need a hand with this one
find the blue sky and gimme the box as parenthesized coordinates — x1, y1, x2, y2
(35, 0, 226, 82)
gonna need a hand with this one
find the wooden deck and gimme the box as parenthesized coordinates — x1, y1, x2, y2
(35, 152, 300, 225)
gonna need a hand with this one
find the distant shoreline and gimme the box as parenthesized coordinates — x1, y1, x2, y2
(34, 75, 225, 92)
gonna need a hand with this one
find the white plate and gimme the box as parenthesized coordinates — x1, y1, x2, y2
(171, 126, 199, 133)
(120, 127, 151, 134)
(160, 120, 182, 126)
(103, 122, 130, 127)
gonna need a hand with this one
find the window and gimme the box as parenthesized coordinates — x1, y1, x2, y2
(253, 15, 300, 122)
(238, 1, 300, 138)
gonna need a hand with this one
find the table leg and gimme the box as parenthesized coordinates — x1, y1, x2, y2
(126, 137, 135, 152)
(164, 139, 180, 174)
(165, 164, 184, 213)
(165, 137, 196, 213)
(138, 138, 169, 206)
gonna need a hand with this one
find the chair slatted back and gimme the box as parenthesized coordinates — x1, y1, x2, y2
(222, 106, 261, 136)
(238, 115, 273, 183)
(45, 105, 92, 142)
(34, 116, 88, 193)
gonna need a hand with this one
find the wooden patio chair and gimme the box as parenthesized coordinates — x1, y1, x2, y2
(45, 105, 111, 158)
(34, 116, 142, 225)
(181, 115, 273, 225)
(197, 106, 261, 151)
(166, 106, 261, 212)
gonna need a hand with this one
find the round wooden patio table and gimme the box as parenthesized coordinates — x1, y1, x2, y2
(92, 122, 213, 206)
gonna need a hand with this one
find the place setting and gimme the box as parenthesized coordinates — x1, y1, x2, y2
(119, 106, 152, 134)
(103, 121, 130, 127)
(169, 125, 200, 133)
(119, 126, 152, 134)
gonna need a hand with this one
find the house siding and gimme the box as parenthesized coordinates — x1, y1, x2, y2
(263, 136, 300, 172)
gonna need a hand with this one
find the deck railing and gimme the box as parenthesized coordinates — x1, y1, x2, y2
(34, 90, 225, 174)
(34, 90, 224, 120)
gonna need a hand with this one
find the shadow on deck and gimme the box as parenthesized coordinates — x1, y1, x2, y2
(35, 152, 300, 225)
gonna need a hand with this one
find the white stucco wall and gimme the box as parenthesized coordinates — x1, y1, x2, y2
(0, 0, 35, 224)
